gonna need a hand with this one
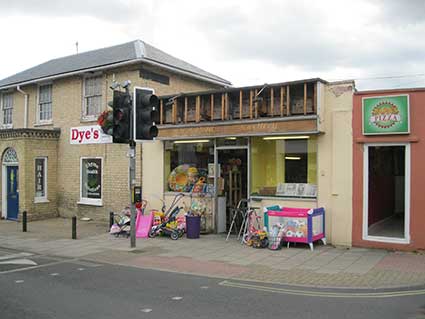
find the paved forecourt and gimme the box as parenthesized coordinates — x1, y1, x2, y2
(0, 218, 424, 289)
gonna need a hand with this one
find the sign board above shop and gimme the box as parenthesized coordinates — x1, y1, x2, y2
(363, 95, 409, 135)
(70, 125, 113, 145)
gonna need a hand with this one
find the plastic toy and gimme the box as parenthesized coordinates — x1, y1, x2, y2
(242, 209, 268, 248)
(247, 230, 269, 248)
(135, 211, 153, 238)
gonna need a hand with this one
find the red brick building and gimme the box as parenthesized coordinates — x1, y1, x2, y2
(353, 88, 425, 251)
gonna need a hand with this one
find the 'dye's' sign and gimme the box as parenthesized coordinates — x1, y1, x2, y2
(70, 125, 112, 144)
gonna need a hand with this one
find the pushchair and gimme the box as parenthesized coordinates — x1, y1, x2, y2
(148, 193, 185, 240)
(109, 207, 131, 238)
(242, 209, 269, 248)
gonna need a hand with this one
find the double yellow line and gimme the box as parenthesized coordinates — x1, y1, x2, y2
(219, 280, 425, 298)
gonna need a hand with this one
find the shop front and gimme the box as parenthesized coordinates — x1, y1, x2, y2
(353, 89, 425, 250)
(142, 79, 355, 247)
(159, 135, 318, 234)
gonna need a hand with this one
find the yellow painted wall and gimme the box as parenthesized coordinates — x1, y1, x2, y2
(307, 139, 317, 184)
(317, 81, 354, 247)
(142, 141, 165, 212)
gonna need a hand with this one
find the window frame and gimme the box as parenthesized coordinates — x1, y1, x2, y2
(36, 83, 53, 125)
(1, 92, 13, 128)
(79, 157, 103, 206)
(82, 74, 103, 121)
(163, 140, 215, 193)
(34, 157, 48, 203)
(250, 136, 318, 198)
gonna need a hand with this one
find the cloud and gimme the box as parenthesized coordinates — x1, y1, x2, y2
(187, 0, 425, 84)
(0, 0, 143, 22)
(374, 0, 425, 24)
(0, 0, 424, 90)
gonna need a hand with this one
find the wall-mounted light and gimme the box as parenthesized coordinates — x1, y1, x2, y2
(225, 137, 237, 140)
(285, 156, 301, 160)
(263, 135, 310, 140)
(173, 139, 210, 144)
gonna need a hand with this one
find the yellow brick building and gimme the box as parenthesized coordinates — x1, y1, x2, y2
(0, 40, 230, 221)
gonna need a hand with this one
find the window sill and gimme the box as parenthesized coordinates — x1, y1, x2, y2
(34, 121, 53, 127)
(34, 198, 50, 204)
(250, 195, 317, 201)
(77, 200, 103, 207)
(80, 116, 98, 123)
(164, 191, 213, 198)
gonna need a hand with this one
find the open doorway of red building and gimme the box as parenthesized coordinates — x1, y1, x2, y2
(363, 143, 410, 244)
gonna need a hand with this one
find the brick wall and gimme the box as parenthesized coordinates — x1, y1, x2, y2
(0, 63, 222, 221)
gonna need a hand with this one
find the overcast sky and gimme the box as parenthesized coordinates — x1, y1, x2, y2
(0, 0, 424, 90)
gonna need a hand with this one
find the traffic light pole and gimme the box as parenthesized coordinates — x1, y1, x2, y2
(109, 83, 159, 248)
(129, 139, 136, 248)
(124, 83, 137, 249)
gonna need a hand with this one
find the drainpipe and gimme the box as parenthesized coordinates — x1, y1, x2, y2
(16, 85, 28, 128)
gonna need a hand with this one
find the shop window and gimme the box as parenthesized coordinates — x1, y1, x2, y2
(251, 136, 317, 197)
(35, 157, 47, 202)
(80, 157, 102, 205)
(164, 140, 214, 193)
(83, 75, 102, 120)
(284, 139, 308, 183)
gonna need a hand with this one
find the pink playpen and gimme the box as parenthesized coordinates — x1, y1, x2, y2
(267, 207, 326, 251)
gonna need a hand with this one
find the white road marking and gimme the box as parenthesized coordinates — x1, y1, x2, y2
(200, 286, 209, 289)
(140, 308, 153, 313)
(15, 280, 24, 283)
(0, 259, 78, 275)
(171, 296, 183, 300)
(219, 280, 425, 299)
(0, 253, 34, 261)
(77, 268, 85, 271)
(50, 273, 59, 276)
(0, 258, 37, 266)
(73, 260, 102, 268)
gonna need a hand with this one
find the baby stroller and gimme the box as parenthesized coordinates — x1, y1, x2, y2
(110, 207, 131, 238)
(149, 193, 185, 240)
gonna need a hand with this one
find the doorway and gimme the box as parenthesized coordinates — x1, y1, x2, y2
(6, 166, 19, 220)
(363, 144, 410, 243)
(216, 147, 248, 232)
(2, 147, 19, 220)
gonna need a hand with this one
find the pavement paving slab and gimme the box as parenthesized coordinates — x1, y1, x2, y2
(1, 218, 425, 289)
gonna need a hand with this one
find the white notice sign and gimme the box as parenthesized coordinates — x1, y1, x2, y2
(70, 125, 112, 145)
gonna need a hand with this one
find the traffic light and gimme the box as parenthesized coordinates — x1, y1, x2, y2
(134, 87, 160, 141)
(111, 90, 131, 143)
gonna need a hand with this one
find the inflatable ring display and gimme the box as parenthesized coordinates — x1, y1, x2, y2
(168, 164, 199, 192)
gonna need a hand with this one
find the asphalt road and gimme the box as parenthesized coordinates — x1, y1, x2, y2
(0, 249, 424, 319)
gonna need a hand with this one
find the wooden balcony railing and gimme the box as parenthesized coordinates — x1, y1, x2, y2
(159, 81, 317, 125)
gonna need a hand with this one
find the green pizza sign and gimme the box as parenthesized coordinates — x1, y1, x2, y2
(363, 95, 409, 135)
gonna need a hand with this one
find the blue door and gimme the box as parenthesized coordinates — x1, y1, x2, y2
(6, 166, 19, 220)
